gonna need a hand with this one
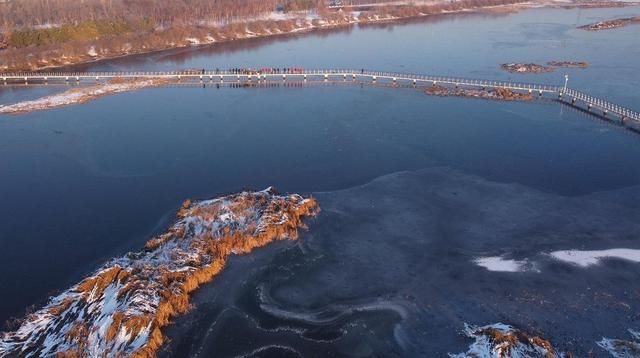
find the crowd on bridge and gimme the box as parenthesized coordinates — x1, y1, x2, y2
(184, 67, 374, 76)
(198, 67, 307, 75)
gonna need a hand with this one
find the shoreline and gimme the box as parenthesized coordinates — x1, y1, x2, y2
(1, 0, 637, 73)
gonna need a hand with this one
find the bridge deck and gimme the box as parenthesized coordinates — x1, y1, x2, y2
(1, 69, 638, 122)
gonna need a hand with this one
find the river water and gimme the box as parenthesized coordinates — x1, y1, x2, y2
(0, 5, 639, 357)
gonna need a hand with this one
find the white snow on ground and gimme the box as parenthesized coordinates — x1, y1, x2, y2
(199, 10, 312, 27)
(0, 188, 316, 357)
(549, 248, 640, 267)
(87, 46, 98, 57)
(473, 248, 640, 273)
(0, 80, 161, 114)
(473, 256, 532, 272)
(449, 323, 559, 357)
(598, 329, 640, 357)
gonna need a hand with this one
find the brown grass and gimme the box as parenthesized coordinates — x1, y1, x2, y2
(479, 327, 556, 357)
(48, 297, 74, 316)
(3, 191, 318, 358)
(76, 267, 129, 297)
(129, 196, 318, 357)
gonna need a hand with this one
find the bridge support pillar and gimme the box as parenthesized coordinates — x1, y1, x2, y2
(603, 110, 608, 116)
(393, 77, 397, 84)
(372, 76, 377, 82)
(413, 79, 417, 86)
(283, 74, 286, 80)
(587, 103, 592, 111)
(304, 74, 307, 81)
(352, 74, 356, 80)
(538, 90, 542, 96)
(572, 98, 576, 104)
(324, 74, 329, 80)
(343, 74, 347, 80)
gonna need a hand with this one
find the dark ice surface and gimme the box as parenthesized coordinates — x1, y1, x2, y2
(1, 5, 640, 356)
(159, 167, 640, 357)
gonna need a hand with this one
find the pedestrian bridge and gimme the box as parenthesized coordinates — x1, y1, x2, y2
(2, 69, 638, 123)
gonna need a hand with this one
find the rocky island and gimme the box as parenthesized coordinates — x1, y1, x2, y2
(546, 61, 589, 68)
(425, 85, 534, 101)
(579, 16, 640, 30)
(500, 63, 555, 74)
(451, 323, 558, 357)
(501, 61, 590, 73)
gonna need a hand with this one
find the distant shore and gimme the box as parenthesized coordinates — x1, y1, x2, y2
(0, 0, 636, 73)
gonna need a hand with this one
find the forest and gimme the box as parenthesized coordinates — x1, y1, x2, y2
(0, 0, 527, 71)
(0, 0, 412, 30)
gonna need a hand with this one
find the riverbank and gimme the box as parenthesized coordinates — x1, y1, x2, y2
(0, 0, 635, 73)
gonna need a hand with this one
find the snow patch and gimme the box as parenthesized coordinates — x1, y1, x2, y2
(185, 37, 200, 45)
(474, 256, 534, 272)
(87, 46, 98, 57)
(549, 248, 640, 267)
(598, 329, 640, 357)
(0, 79, 163, 114)
(450, 323, 558, 357)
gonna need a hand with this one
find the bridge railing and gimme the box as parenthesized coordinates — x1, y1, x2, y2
(563, 87, 640, 121)
(2, 69, 638, 121)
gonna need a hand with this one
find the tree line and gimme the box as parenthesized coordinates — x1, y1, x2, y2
(0, 0, 410, 31)
(0, 0, 528, 71)
(0, 0, 334, 30)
